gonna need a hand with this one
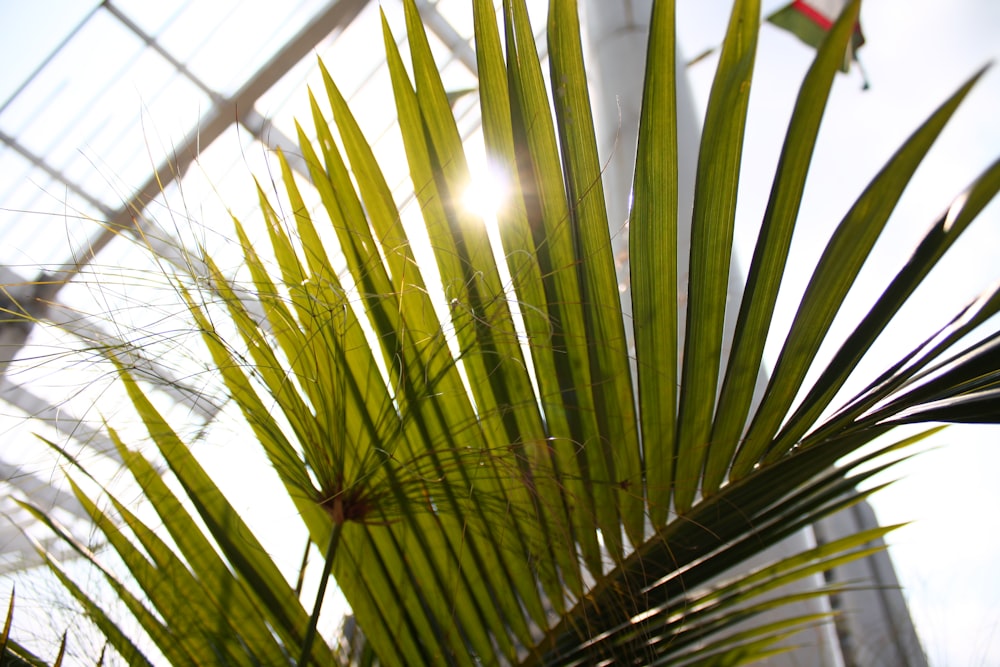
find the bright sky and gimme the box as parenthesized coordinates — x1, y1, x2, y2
(681, 1, 1000, 664)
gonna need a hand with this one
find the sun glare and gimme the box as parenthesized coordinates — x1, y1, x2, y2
(461, 165, 509, 223)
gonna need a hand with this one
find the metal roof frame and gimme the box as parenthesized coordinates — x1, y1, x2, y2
(0, 0, 484, 573)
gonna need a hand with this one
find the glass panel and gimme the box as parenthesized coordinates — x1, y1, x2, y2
(111, 0, 196, 40)
(151, 0, 330, 95)
(0, 10, 210, 211)
(254, 1, 385, 144)
(0, 0, 102, 107)
(0, 160, 105, 269)
(432, 0, 475, 43)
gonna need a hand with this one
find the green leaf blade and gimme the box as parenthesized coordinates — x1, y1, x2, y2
(630, 0, 679, 528)
(705, 0, 861, 495)
(732, 65, 988, 478)
(548, 0, 643, 550)
(674, 0, 761, 513)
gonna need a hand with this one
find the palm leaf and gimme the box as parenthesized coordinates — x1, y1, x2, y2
(630, 0, 679, 529)
(706, 0, 861, 492)
(15, 1, 1000, 665)
(674, 0, 760, 513)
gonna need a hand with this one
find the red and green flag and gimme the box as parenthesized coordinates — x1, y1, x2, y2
(768, 0, 866, 72)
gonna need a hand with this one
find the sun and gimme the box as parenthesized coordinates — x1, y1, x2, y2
(460, 163, 510, 223)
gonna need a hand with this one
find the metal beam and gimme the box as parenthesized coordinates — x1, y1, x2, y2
(0, 0, 383, 577)
(56, 0, 372, 290)
(1, 0, 372, 436)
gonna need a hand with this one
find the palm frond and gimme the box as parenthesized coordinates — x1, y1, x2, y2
(11, 0, 1000, 665)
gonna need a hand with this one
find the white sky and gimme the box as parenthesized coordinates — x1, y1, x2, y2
(680, 1, 1000, 664)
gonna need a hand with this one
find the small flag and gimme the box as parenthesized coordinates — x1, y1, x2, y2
(768, 1, 866, 74)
